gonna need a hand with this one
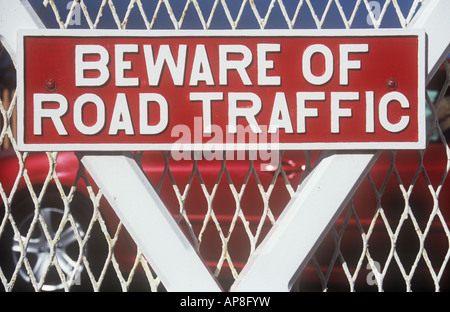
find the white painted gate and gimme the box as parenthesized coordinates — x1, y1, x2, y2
(0, 0, 449, 292)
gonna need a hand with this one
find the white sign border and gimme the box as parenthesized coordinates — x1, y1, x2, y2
(17, 29, 426, 152)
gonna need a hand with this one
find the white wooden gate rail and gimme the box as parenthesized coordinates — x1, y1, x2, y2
(1, 0, 449, 292)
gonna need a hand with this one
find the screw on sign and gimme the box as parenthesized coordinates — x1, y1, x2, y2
(45, 78, 57, 92)
(385, 78, 398, 91)
(17, 30, 425, 152)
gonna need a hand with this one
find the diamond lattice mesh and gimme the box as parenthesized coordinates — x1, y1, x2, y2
(0, 0, 449, 292)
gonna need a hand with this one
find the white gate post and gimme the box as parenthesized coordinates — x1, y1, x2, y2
(80, 153, 222, 291)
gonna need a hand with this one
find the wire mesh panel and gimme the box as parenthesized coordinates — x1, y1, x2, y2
(0, 0, 449, 292)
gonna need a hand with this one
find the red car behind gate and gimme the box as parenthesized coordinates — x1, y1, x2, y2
(1, 141, 449, 291)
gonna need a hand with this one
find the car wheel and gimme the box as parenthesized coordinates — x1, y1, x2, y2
(1, 187, 92, 291)
(12, 206, 86, 291)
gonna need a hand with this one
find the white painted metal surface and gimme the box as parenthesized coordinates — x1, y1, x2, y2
(230, 0, 450, 292)
(409, 0, 450, 84)
(0, 0, 222, 292)
(231, 151, 380, 291)
(80, 153, 222, 291)
(0, 0, 44, 61)
(2, 0, 449, 292)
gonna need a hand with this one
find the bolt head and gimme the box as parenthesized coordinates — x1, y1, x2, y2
(45, 79, 57, 92)
(385, 78, 398, 91)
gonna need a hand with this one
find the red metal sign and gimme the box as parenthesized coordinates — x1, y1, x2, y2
(17, 30, 425, 151)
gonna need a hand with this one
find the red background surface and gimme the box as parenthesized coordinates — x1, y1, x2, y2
(22, 34, 420, 148)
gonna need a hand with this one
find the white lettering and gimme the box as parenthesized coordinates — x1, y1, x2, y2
(115, 44, 139, 87)
(219, 45, 252, 86)
(189, 44, 215, 86)
(297, 92, 325, 133)
(330, 92, 359, 133)
(144, 44, 187, 86)
(228, 92, 262, 134)
(339, 44, 369, 85)
(139, 93, 169, 134)
(33, 93, 68, 136)
(257, 43, 281, 86)
(108, 93, 134, 135)
(190, 92, 224, 134)
(268, 92, 293, 133)
(73, 93, 105, 135)
(379, 91, 410, 133)
(302, 44, 334, 85)
(75, 45, 110, 87)
(366, 91, 375, 133)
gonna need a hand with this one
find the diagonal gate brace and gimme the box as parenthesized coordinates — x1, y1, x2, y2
(81, 151, 378, 292)
(230, 0, 450, 291)
(80, 153, 223, 291)
(230, 151, 380, 291)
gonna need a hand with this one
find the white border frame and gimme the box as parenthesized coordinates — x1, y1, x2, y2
(16, 29, 426, 152)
